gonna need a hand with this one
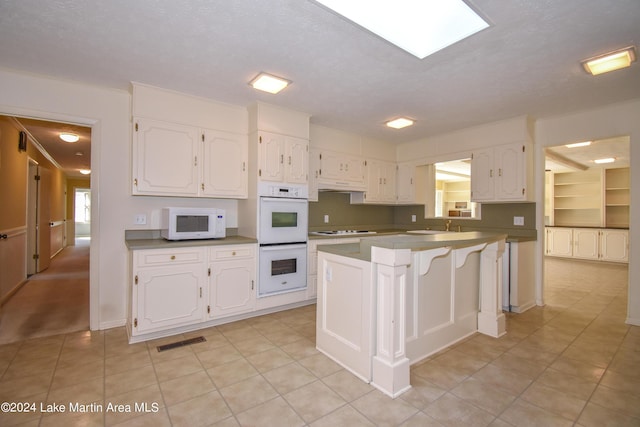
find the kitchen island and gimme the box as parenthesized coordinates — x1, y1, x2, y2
(316, 232, 507, 398)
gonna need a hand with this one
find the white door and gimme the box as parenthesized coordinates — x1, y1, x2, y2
(201, 129, 248, 198)
(286, 137, 308, 184)
(396, 163, 415, 203)
(133, 118, 199, 196)
(573, 228, 600, 260)
(471, 148, 494, 201)
(37, 167, 51, 272)
(258, 132, 285, 182)
(495, 144, 525, 200)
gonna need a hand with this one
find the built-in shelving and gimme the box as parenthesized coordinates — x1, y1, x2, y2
(605, 167, 630, 228)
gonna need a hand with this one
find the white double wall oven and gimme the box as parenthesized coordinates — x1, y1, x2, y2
(257, 184, 308, 297)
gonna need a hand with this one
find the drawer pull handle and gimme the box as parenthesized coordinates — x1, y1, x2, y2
(171, 255, 176, 260)
(232, 251, 236, 256)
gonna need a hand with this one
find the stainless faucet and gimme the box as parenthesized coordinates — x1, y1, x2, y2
(445, 220, 451, 231)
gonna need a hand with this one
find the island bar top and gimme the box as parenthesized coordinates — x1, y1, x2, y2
(317, 231, 509, 262)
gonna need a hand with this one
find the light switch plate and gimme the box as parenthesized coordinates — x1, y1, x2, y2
(411, 214, 417, 222)
(513, 216, 524, 226)
(324, 214, 329, 223)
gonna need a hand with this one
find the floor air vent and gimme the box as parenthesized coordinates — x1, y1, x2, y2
(156, 336, 206, 352)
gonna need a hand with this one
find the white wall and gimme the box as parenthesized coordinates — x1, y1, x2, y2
(535, 99, 640, 326)
(0, 69, 240, 329)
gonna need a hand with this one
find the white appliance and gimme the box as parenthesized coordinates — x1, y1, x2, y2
(257, 183, 308, 297)
(161, 207, 225, 240)
(258, 243, 307, 297)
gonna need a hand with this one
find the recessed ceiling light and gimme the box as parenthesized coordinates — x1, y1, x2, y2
(75, 151, 84, 156)
(79, 169, 91, 175)
(386, 117, 414, 129)
(314, 0, 489, 59)
(249, 72, 291, 94)
(582, 46, 636, 76)
(59, 132, 79, 143)
(594, 157, 615, 164)
(565, 141, 592, 148)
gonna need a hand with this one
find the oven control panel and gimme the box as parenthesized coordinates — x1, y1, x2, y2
(258, 182, 308, 199)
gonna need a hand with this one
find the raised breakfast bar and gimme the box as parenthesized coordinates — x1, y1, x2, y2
(315, 232, 507, 398)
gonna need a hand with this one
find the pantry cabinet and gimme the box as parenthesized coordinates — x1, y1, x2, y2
(545, 227, 628, 263)
(131, 247, 207, 335)
(257, 131, 308, 184)
(132, 118, 248, 198)
(208, 245, 256, 318)
(471, 142, 532, 202)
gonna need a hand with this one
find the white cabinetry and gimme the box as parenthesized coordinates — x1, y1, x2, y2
(396, 163, 416, 204)
(315, 150, 366, 191)
(257, 132, 308, 184)
(503, 241, 536, 313)
(208, 244, 256, 318)
(307, 238, 359, 299)
(471, 143, 532, 202)
(133, 118, 248, 198)
(131, 247, 207, 335)
(354, 159, 396, 204)
(545, 227, 629, 263)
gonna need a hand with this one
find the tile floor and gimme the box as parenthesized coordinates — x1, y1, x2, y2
(0, 257, 638, 426)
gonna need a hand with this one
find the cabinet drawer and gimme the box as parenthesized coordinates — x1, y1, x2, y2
(135, 247, 205, 267)
(210, 244, 255, 261)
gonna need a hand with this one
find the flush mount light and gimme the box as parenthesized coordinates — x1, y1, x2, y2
(79, 169, 91, 175)
(565, 141, 592, 148)
(386, 117, 414, 129)
(59, 132, 79, 143)
(594, 158, 616, 164)
(582, 46, 636, 76)
(249, 72, 291, 94)
(314, 0, 489, 59)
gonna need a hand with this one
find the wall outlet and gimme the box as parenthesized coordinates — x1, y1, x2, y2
(134, 214, 147, 225)
(411, 214, 417, 222)
(324, 214, 329, 223)
(513, 216, 524, 226)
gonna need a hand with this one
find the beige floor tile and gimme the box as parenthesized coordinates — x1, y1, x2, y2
(548, 356, 606, 383)
(231, 336, 276, 356)
(280, 338, 320, 360)
(167, 390, 232, 427)
(105, 364, 158, 397)
(499, 399, 574, 427)
(577, 401, 640, 427)
(159, 370, 216, 406)
(352, 390, 418, 426)
(262, 361, 317, 394)
(236, 396, 304, 427)
(0, 392, 46, 426)
(50, 358, 104, 389)
(535, 368, 597, 401)
(298, 353, 343, 378)
(412, 359, 470, 390)
(220, 326, 263, 344)
(219, 375, 279, 414)
(39, 409, 104, 427)
(424, 392, 495, 426)
(195, 343, 243, 369)
(104, 383, 165, 426)
(106, 410, 172, 427)
(397, 411, 444, 427)
(489, 352, 547, 380)
(311, 404, 376, 427)
(451, 377, 517, 416)
(153, 353, 204, 382)
(207, 357, 258, 388)
(321, 369, 374, 402)
(520, 382, 586, 422)
(399, 374, 446, 410)
(284, 380, 347, 423)
(246, 347, 293, 373)
(589, 384, 640, 419)
(471, 364, 532, 396)
(46, 377, 103, 407)
(105, 351, 153, 376)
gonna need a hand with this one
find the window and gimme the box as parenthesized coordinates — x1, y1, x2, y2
(75, 189, 91, 223)
(420, 159, 480, 218)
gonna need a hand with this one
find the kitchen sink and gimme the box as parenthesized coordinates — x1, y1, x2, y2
(310, 230, 377, 236)
(406, 230, 454, 234)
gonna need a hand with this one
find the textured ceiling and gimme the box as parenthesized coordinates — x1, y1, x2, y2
(1, 0, 639, 149)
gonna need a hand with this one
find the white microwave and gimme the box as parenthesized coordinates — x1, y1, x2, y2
(161, 207, 226, 240)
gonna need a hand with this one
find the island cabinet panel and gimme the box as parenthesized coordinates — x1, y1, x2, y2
(316, 252, 373, 381)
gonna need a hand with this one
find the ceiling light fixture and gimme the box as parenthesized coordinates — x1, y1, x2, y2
(249, 72, 291, 94)
(565, 141, 592, 148)
(79, 169, 91, 175)
(594, 158, 615, 164)
(59, 132, 79, 143)
(582, 46, 636, 76)
(314, 0, 489, 59)
(386, 117, 414, 129)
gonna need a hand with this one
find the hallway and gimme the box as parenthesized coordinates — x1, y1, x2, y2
(0, 241, 89, 345)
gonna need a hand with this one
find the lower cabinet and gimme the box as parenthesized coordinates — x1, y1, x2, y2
(208, 245, 256, 318)
(129, 243, 258, 341)
(307, 237, 360, 299)
(545, 227, 629, 263)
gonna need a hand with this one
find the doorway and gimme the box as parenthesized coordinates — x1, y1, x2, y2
(74, 188, 91, 246)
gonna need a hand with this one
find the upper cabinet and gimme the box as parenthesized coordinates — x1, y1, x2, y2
(396, 163, 416, 204)
(131, 83, 248, 199)
(471, 142, 533, 202)
(132, 118, 248, 198)
(257, 131, 308, 184)
(315, 150, 367, 191)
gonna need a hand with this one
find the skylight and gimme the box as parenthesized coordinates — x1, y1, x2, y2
(314, 0, 489, 59)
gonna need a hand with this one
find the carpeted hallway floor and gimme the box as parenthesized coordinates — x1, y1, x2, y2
(0, 241, 89, 344)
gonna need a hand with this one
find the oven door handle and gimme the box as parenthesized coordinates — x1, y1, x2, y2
(260, 243, 307, 251)
(260, 197, 308, 204)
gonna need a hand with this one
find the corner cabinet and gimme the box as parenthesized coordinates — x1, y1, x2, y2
(257, 131, 308, 184)
(131, 247, 207, 335)
(132, 118, 248, 198)
(545, 227, 628, 263)
(471, 143, 533, 202)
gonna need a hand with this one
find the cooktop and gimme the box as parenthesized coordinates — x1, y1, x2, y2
(310, 230, 377, 236)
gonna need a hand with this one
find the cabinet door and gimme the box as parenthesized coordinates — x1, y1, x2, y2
(258, 132, 285, 181)
(364, 159, 383, 202)
(319, 151, 348, 181)
(396, 163, 415, 203)
(546, 227, 573, 257)
(573, 228, 599, 260)
(308, 148, 321, 202)
(382, 162, 397, 202)
(201, 129, 248, 198)
(470, 149, 494, 201)
(495, 144, 526, 200)
(134, 264, 205, 333)
(344, 157, 366, 185)
(209, 258, 256, 318)
(133, 118, 199, 196)
(601, 229, 629, 263)
(286, 136, 309, 184)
